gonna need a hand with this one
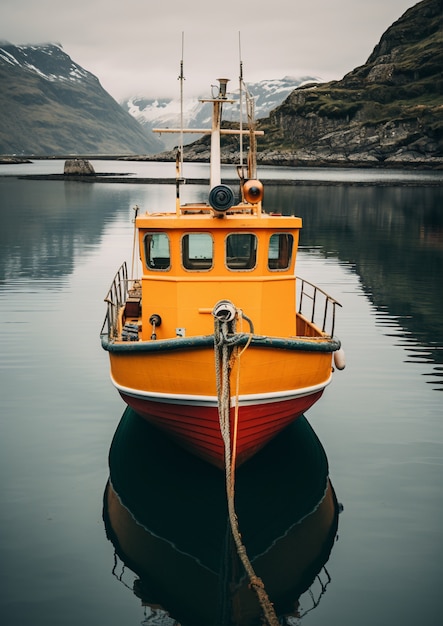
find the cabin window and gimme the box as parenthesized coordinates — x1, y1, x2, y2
(268, 233, 294, 270)
(226, 233, 257, 270)
(182, 233, 213, 270)
(144, 232, 171, 270)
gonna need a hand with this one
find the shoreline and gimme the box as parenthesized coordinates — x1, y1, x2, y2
(2, 173, 441, 187)
(1, 155, 442, 171)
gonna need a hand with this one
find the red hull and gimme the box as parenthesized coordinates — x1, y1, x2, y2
(119, 390, 324, 469)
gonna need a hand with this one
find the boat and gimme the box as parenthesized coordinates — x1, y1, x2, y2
(100, 72, 345, 470)
(103, 407, 340, 625)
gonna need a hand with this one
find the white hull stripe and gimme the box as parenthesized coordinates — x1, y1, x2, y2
(110, 373, 332, 408)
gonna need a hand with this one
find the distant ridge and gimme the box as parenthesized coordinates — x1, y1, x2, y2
(121, 76, 321, 151)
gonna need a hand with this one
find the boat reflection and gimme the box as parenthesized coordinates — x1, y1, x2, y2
(103, 408, 340, 625)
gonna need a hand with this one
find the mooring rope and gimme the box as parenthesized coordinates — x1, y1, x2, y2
(214, 306, 280, 626)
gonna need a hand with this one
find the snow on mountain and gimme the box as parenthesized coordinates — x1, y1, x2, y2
(245, 75, 321, 116)
(0, 42, 97, 86)
(122, 75, 321, 150)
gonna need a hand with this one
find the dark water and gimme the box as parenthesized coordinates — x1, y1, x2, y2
(0, 164, 442, 626)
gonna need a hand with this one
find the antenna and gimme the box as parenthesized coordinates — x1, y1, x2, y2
(178, 32, 185, 176)
(238, 32, 244, 171)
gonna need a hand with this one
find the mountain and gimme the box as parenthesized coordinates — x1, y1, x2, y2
(257, 0, 443, 166)
(121, 76, 319, 151)
(161, 0, 442, 167)
(0, 43, 162, 155)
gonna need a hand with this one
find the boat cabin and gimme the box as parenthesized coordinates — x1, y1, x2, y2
(127, 207, 302, 342)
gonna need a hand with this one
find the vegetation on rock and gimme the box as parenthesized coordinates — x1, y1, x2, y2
(257, 0, 442, 166)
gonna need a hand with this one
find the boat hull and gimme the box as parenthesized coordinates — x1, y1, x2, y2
(103, 338, 336, 468)
(118, 387, 325, 468)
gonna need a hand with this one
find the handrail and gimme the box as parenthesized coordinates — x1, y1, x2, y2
(101, 262, 129, 339)
(297, 277, 342, 337)
(101, 267, 341, 341)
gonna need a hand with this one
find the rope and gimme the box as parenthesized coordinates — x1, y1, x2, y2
(214, 309, 280, 626)
(231, 316, 253, 477)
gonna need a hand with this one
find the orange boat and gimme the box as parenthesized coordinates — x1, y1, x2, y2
(101, 75, 345, 469)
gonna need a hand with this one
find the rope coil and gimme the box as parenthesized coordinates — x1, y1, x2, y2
(213, 302, 279, 626)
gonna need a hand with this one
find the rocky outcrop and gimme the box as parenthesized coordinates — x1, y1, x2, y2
(0, 156, 32, 164)
(64, 158, 95, 175)
(257, 0, 443, 167)
(258, 111, 442, 167)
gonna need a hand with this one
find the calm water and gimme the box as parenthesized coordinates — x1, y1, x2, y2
(0, 162, 442, 626)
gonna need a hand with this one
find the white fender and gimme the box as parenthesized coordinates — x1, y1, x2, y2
(334, 348, 346, 370)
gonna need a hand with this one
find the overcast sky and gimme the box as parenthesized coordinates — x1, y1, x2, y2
(1, 0, 418, 101)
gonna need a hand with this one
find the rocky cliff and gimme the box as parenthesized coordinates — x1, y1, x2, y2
(259, 0, 442, 167)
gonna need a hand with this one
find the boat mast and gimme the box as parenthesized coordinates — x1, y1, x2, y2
(206, 78, 232, 188)
(152, 50, 264, 208)
(246, 84, 257, 179)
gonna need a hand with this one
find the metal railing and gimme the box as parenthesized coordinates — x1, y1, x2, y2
(101, 262, 129, 339)
(297, 277, 342, 337)
(100, 266, 341, 341)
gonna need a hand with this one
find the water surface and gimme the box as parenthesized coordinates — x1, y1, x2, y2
(0, 164, 442, 625)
